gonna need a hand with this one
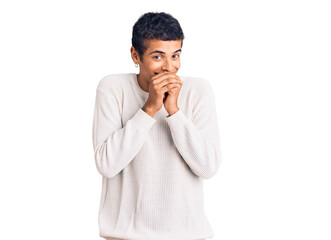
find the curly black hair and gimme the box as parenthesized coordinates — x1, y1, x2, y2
(132, 12, 185, 61)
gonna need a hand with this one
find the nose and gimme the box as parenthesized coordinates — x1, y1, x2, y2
(161, 58, 173, 72)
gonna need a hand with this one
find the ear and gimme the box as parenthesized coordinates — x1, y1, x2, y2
(130, 46, 140, 64)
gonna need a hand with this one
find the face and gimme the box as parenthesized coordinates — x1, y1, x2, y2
(131, 39, 182, 83)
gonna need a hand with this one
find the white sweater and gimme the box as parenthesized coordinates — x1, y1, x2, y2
(92, 73, 222, 240)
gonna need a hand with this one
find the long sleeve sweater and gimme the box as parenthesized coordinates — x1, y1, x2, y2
(92, 73, 222, 240)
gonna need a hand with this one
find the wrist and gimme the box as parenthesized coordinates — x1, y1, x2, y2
(142, 105, 156, 117)
(167, 107, 179, 116)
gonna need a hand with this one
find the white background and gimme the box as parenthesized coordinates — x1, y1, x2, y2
(0, 0, 330, 239)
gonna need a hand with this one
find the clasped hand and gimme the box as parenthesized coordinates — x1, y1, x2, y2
(150, 72, 183, 115)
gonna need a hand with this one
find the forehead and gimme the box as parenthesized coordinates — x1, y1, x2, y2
(145, 39, 182, 52)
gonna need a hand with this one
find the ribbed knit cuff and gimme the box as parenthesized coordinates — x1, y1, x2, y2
(165, 108, 190, 126)
(130, 108, 156, 132)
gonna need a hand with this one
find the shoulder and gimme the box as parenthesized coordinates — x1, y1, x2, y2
(180, 75, 214, 95)
(96, 73, 133, 91)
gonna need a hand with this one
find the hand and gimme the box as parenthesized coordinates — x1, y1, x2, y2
(163, 73, 183, 116)
(143, 72, 183, 115)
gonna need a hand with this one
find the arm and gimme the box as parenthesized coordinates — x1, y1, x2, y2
(165, 80, 222, 179)
(92, 82, 156, 178)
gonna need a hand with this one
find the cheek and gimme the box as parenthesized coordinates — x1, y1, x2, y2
(141, 62, 159, 74)
(148, 61, 162, 70)
(175, 61, 181, 69)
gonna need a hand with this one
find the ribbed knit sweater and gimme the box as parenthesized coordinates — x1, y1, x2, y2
(92, 73, 222, 240)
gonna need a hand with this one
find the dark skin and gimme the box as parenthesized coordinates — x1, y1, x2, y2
(130, 39, 183, 117)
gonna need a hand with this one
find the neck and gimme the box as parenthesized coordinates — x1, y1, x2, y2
(137, 73, 150, 93)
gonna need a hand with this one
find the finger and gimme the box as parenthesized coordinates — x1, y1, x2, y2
(156, 76, 182, 90)
(162, 83, 181, 93)
(150, 72, 169, 81)
(168, 84, 181, 95)
(160, 83, 176, 94)
(152, 72, 181, 84)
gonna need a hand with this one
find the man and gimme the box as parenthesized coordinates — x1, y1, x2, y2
(92, 12, 222, 240)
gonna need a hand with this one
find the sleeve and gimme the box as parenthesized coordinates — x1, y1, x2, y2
(165, 80, 222, 179)
(92, 82, 156, 178)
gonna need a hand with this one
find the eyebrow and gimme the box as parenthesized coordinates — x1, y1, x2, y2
(149, 49, 182, 55)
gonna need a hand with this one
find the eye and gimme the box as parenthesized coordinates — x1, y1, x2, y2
(173, 54, 180, 58)
(153, 55, 162, 60)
